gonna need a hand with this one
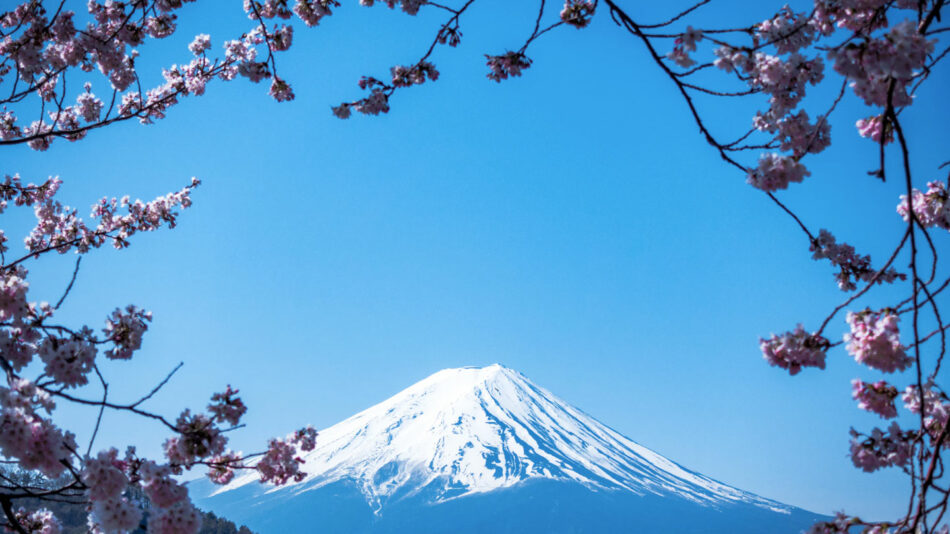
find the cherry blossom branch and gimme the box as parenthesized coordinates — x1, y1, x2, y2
(85, 365, 108, 458)
(130, 362, 184, 409)
(52, 256, 80, 310)
(816, 228, 911, 336)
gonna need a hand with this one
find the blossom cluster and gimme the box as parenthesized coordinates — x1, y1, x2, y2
(753, 110, 831, 158)
(163, 410, 228, 467)
(667, 26, 702, 68)
(331, 60, 438, 119)
(851, 379, 899, 419)
(103, 306, 152, 360)
(0, 378, 75, 478)
(560, 0, 596, 29)
(360, 0, 426, 16)
(756, 6, 815, 55)
(898, 180, 950, 230)
(11, 507, 62, 534)
(257, 426, 319, 485)
(805, 512, 857, 534)
(81, 449, 142, 532)
(855, 115, 893, 144)
(0, 175, 297, 531)
(209, 385, 249, 427)
(844, 309, 911, 373)
(0, 0, 330, 152)
(391, 62, 440, 88)
(902, 383, 950, 443)
(746, 153, 810, 192)
(759, 325, 829, 375)
(79, 447, 208, 533)
(294, 0, 342, 26)
(827, 20, 935, 108)
(809, 229, 904, 291)
(849, 422, 914, 472)
(486, 52, 533, 82)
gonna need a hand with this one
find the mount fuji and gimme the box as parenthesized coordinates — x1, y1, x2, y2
(193, 364, 825, 533)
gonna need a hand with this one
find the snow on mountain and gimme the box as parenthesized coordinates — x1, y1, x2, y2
(213, 364, 789, 515)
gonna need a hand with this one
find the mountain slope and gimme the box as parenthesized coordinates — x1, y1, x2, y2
(195, 364, 824, 533)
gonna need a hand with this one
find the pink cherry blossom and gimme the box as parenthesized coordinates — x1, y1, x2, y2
(756, 6, 815, 54)
(293, 425, 318, 451)
(849, 422, 914, 472)
(898, 181, 950, 230)
(485, 52, 532, 82)
(89, 497, 142, 533)
(103, 305, 152, 360)
(293, 0, 341, 26)
(809, 229, 904, 291)
(147, 501, 202, 534)
(11, 507, 62, 534)
(82, 448, 129, 502)
(844, 309, 911, 373)
(189, 34, 212, 56)
(746, 153, 810, 191)
(163, 410, 227, 467)
(903, 384, 950, 441)
(256, 427, 319, 485)
(856, 115, 893, 144)
(667, 47, 695, 68)
(37, 335, 97, 388)
(208, 386, 248, 426)
(760, 325, 829, 375)
(143, 472, 189, 508)
(207, 451, 243, 485)
(560, 0, 595, 28)
(269, 77, 295, 102)
(851, 379, 898, 418)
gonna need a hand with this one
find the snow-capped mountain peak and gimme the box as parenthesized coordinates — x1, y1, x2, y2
(214, 364, 789, 515)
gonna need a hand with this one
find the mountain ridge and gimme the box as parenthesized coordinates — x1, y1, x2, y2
(197, 364, 824, 533)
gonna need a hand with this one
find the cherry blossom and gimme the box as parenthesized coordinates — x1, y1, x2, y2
(849, 422, 914, 472)
(147, 501, 202, 534)
(188, 34, 212, 56)
(37, 334, 97, 388)
(270, 77, 296, 102)
(560, 0, 596, 28)
(293, 1, 341, 27)
(809, 229, 904, 291)
(806, 512, 855, 534)
(851, 379, 899, 418)
(827, 20, 935, 108)
(207, 452, 244, 485)
(256, 426, 320, 485)
(486, 52, 532, 82)
(163, 410, 226, 467)
(82, 449, 128, 502)
(898, 181, 950, 230)
(1, 0, 948, 530)
(208, 386, 248, 427)
(103, 306, 152, 360)
(143, 472, 189, 509)
(757, 6, 815, 54)
(856, 115, 893, 144)
(746, 153, 810, 191)
(759, 325, 829, 375)
(903, 384, 950, 442)
(257, 437, 306, 485)
(844, 309, 911, 373)
(11, 508, 62, 534)
(89, 497, 143, 533)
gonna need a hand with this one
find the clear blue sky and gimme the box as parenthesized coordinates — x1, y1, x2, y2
(7, 0, 949, 520)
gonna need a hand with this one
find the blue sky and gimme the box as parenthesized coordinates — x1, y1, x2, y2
(7, 0, 949, 521)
